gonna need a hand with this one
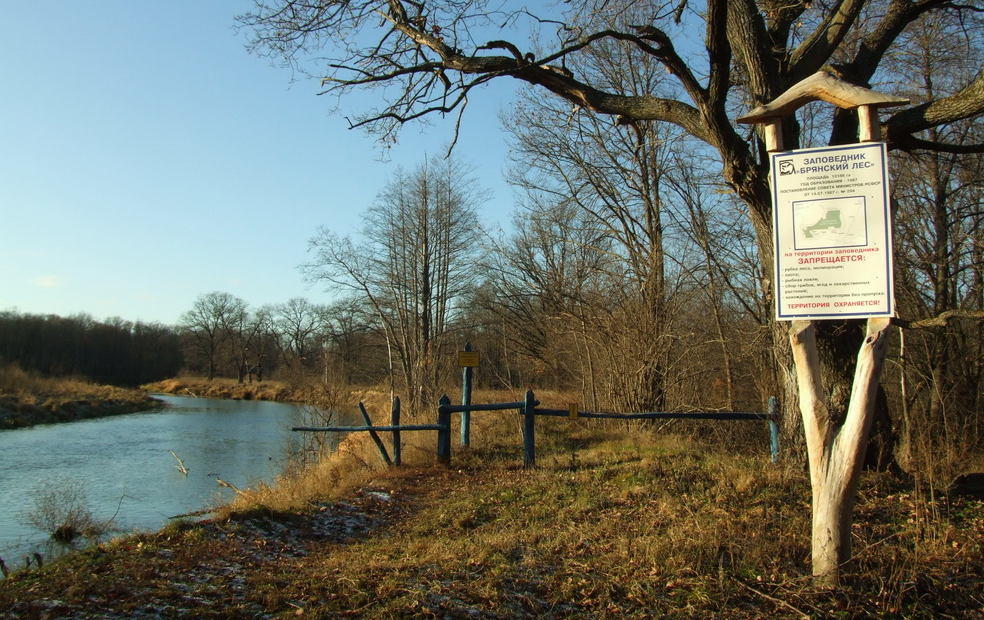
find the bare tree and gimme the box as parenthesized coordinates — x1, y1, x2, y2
(269, 297, 327, 379)
(320, 296, 384, 386)
(179, 292, 244, 381)
(886, 10, 984, 470)
(303, 156, 487, 411)
(480, 199, 613, 399)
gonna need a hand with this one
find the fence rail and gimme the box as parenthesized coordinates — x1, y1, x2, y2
(438, 401, 529, 413)
(293, 391, 779, 469)
(532, 409, 775, 421)
(292, 424, 442, 432)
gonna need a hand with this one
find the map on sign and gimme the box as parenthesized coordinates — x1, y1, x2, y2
(792, 196, 868, 250)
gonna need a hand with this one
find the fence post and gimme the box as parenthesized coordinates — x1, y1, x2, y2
(768, 396, 780, 463)
(437, 395, 452, 466)
(523, 389, 536, 468)
(461, 342, 473, 447)
(359, 402, 393, 467)
(392, 396, 402, 467)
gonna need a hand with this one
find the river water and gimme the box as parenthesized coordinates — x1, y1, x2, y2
(0, 394, 321, 568)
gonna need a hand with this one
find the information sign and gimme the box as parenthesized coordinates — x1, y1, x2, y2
(458, 351, 480, 368)
(771, 142, 895, 320)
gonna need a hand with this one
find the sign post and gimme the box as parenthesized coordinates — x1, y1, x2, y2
(737, 70, 909, 585)
(458, 343, 478, 446)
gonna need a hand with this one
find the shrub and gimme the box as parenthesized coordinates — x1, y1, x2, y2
(22, 479, 110, 544)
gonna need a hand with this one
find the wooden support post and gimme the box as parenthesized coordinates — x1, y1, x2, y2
(764, 118, 784, 152)
(359, 402, 393, 467)
(437, 395, 452, 466)
(461, 341, 473, 447)
(391, 396, 401, 467)
(768, 396, 780, 463)
(858, 104, 880, 142)
(522, 390, 536, 468)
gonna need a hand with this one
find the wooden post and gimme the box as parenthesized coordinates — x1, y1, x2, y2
(858, 104, 880, 142)
(437, 395, 452, 466)
(522, 390, 536, 468)
(768, 396, 780, 463)
(359, 402, 393, 467)
(391, 396, 401, 467)
(764, 118, 784, 152)
(461, 341, 473, 447)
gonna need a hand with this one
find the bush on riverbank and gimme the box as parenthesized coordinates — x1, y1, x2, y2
(0, 362, 161, 429)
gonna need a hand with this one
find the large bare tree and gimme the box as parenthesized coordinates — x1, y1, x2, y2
(241, 0, 984, 584)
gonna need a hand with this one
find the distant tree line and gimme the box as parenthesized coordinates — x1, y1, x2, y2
(0, 311, 182, 386)
(177, 292, 388, 388)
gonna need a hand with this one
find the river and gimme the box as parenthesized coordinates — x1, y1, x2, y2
(0, 394, 325, 568)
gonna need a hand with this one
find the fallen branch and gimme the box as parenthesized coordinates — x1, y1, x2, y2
(737, 580, 812, 619)
(169, 450, 189, 476)
(216, 478, 246, 495)
(168, 507, 215, 519)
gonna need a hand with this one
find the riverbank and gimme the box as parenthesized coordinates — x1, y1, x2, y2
(0, 364, 163, 429)
(1, 409, 982, 618)
(143, 377, 320, 403)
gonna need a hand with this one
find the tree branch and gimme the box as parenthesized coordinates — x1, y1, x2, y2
(893, 309, 984, 329)
(890, 134, 984, 153)
(787, 0, 867, 84)
(705, 0, 733, 112)
(884, 67, 984, 145)
(846, 0, 951, 85)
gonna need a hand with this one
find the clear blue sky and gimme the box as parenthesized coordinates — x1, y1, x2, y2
(0, 2, 516, 326)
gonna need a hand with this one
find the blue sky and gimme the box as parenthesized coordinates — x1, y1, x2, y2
(0, 2, 517, 326)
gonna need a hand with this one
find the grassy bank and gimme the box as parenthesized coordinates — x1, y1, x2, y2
(143, 376, 340, 404)
(1, 388, 982, 618)
(0, 363, 162, 429)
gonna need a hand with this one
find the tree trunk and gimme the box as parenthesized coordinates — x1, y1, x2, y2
(811, 471, 860, 587)
(791, 317, 893, 585)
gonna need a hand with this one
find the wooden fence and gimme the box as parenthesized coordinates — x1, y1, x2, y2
(292, 391, 780, 468)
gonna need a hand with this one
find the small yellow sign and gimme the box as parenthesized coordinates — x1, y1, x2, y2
(568, 402, 579, 420)
(458, 351, 480, 367)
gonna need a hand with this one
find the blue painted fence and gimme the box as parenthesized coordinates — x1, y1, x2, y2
(293, 391, 780, 469)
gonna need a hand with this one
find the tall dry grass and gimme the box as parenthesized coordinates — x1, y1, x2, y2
(1, 361, 154, 419)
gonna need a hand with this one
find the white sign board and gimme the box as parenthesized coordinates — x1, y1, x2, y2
(771, 142, 895, 320)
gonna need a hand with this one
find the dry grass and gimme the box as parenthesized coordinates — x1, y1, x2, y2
(144, 376, 298, 402)
(2, 386, 982, 618)
(0, 362, 160, 428)
(219, 416, 983, 618)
